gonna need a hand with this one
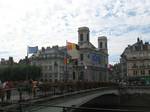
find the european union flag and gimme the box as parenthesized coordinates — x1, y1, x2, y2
(90, 53, 101, 64)
(28, 46, 38, 54)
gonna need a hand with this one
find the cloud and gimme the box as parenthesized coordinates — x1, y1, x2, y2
(0, 0, 150, 63)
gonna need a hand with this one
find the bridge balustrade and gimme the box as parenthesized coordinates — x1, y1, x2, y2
(0, 82, 117, 105)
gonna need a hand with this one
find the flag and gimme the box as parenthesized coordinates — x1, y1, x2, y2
(108, 64, 113, 71)
(90, 53, 101, 64)
(64, 57, 69, 64)
(67, 42, 79, 59)
(64, 57, 67, 64)
(28, 46, 38, 54)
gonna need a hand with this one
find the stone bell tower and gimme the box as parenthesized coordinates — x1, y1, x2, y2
(98, 36, 108, 54)
(78, 27, 90, 46)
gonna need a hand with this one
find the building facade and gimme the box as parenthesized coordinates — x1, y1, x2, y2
(30, 27, 108, 82)
(30, 46, 66, 82)
(120, 38, 150, 84)
(77, 27, 108, 82)
(0, 57, 14, 65)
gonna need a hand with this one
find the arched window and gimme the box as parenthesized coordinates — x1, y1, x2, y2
(87, 33, 89, 41)
(80, 34, 83, 41)
(105, 42, 107, 48)
(99, 42, 103, 48)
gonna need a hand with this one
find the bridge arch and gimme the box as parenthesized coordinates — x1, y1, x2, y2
(79, 93, 120, 109)
(75, 88, 119, 107)
(8, 86, 150, 112)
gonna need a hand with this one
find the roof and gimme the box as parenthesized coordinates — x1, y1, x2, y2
(121, 38, 150, 57)
(79, 42, 96, 49)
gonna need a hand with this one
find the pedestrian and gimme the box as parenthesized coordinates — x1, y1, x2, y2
(32, 80, 37, 97)
(0, 88, 5, 103)
(17, 81, 24, 102)
(3, 81, 13, 102)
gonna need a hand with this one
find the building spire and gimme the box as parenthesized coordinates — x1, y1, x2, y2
(137, 37, 140, 42)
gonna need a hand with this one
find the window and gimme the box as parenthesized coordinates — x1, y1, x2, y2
(149, 70, 150, 75)
(80, 34, 83, 41)
(43, 65, 48, 70)
(143, 45, 148, 50)
(55, 79, 58, 82)
(80, 54, 84, 61)
(79, 71, 84, 80)
(132, 63, 137, 68)
(140, 70, 145, 75)
(45, 73, 47, 77)
(73, 72, 75, 80)
(32, 62, 36, 65)
(136, 71, 138, 75)
(54, 61, 58, 66)
(54, 73, 57, 77)
(87, 54, 90, 58)
(49, 73, 52, 77)
(49, 65, 52, 71)
(133, 70, 138, 75)
(60, 66, 64, 71)
(49, 79, 52, 82)
(87, 33, 89, 41)
(143, 70, 145, 75)
(99, 42, 103, 48)
(105, 42, 107, 48)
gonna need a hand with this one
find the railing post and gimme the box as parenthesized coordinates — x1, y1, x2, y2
(19, 102, 23, 112)
(62, 107, 67, 112)
(18, 87, 23, 102)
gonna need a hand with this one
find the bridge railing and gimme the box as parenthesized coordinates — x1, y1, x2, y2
(0, 81, 118, 106)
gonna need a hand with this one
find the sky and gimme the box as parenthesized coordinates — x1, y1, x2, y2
(0, 0, 150, 64)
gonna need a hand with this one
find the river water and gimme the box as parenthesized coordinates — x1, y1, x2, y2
(75, 94, 150, 112)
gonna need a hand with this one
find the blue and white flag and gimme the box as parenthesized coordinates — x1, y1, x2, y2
(28, 46, 38, 54)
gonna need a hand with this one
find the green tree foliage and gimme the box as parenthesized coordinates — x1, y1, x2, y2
(0, 65, 41, 81)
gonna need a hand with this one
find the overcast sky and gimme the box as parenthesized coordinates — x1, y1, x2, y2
(0, 0, 150, 64)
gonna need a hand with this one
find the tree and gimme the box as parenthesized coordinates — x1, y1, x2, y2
(0, 65, 41, 81)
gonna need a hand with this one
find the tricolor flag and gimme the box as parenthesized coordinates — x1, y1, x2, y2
(67, 42, 79, 59)
(108, 64, 113, 71)
(64, 57, 72, 64)
(28, 46, 38, 54)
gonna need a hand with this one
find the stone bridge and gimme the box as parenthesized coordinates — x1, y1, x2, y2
(1, 86, 150, 112)
(119, 86, 150, 94)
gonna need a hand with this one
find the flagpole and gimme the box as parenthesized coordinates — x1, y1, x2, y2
(27, 46, 29, 59)
(65, 40, 68, 82)
(26, 46, 29, 64)
(26, 46, 29, 81)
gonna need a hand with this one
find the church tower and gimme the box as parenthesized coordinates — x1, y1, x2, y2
(78, 27, 90, 46)
(98, 36, 108, 54)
